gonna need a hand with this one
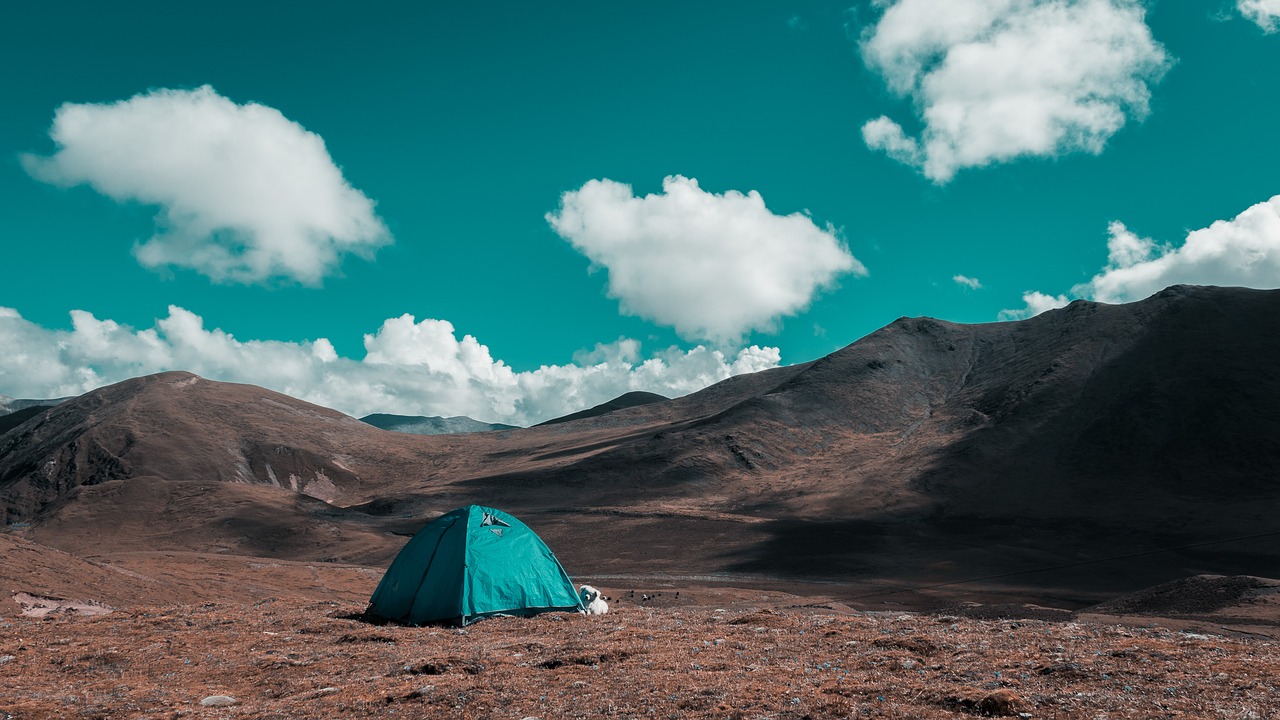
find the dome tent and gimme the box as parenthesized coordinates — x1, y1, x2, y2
(368, 505, 583, 625)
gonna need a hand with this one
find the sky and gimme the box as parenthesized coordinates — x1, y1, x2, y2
(2, 1, 1279, 425)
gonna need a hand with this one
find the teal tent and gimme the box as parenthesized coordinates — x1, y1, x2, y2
(368, 505, 582, 625)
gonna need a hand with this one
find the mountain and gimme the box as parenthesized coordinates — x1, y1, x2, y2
(536, 390, 670, 426)
(0, 372, 401, 521)
(0, 405, 53, 436)
(2, 285, 1278, 607)
(0, 394, 75, 415)
(508, 284, 1280, 596)
(359, 413, 518, 435)
(0, 393, 76, 437)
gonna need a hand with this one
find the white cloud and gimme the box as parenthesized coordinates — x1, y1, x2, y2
(0, 306, 781, 427)
(546, 175, 863, 343)
(1083, 196, 1280, 303)
(859, 0, 1169, 182)
(953, 274, 983, 289)
(999, 194, 1280, 317)
(861, 116, 925, 167)
(997, 290, 1069, 320)
(22, 86, 389, 285)
(1239, 0, 1280, 32)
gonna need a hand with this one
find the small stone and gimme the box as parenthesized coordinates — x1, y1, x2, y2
(0, 655, 15, 665)
(200, 695, 236, 707)
(407, 685, 434, 699)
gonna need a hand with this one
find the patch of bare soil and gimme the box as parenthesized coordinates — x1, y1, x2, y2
(1, 598, 1278, 719)
(11, 592, 112, 619)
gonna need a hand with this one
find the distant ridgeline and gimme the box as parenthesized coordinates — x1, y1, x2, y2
(536, 391, 669, 427)
(359, 413, 518, 435)
(0, 394, 74, 435)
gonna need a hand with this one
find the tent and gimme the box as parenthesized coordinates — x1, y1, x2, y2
(368, 505, 583, 625)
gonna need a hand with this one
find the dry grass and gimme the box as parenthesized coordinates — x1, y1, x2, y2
(2, 600, 1278, 719)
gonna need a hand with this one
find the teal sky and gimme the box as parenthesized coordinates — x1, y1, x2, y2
(2, 1, 1279, 424)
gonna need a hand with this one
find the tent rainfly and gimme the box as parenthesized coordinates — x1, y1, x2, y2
(368, 505, 583, 625)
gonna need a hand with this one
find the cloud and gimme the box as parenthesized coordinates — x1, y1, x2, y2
(546, 175, 863, 343)
(953, 274, 983, 289)
(861, 116, 925, 167)
(859, 0, 1169, 182)
(1239, 0, 1280, 32)
(1083, 197, 1280, 303)
(0, 306, 781, 427)
(999, 194, 1280, 317)
(997, 291, 1069, 320)
(22, 86, 389, 285)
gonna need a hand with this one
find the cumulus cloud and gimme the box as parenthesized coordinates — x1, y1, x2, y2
(546, 175, 863, 343)
(22, 86, 389, 285)
(0, 307, 781, 426)
(1083, 197, 1280, 303)
(1239, 0, 1280, 32)
(859, 0, 1169, 182)
(997, 290, 1069, 320)
(953, 274, 983, 289)
(999, 194, 1280, 317)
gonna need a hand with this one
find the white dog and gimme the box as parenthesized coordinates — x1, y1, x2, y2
(579, 585, 609, 615)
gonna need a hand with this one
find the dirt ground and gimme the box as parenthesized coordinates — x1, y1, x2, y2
(2, 591, 1279, 720)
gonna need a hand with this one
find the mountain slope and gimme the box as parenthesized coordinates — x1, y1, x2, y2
(0, 395, 75, 415)
(541, 285, 1280, 520)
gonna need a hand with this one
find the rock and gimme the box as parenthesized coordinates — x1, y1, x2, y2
(407, 685, 435, 699)
(1037, 661, 1088, 678)
(298, 687, 339, 700)
(405, 661, 450, 675)
(200, 695, 236, 707)
(942, 689, 1027, 717)
(0, 655, 15, 665)
(979, 689, 1026, 716)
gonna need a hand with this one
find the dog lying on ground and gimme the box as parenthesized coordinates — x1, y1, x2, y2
(579, 585, 608, 615)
